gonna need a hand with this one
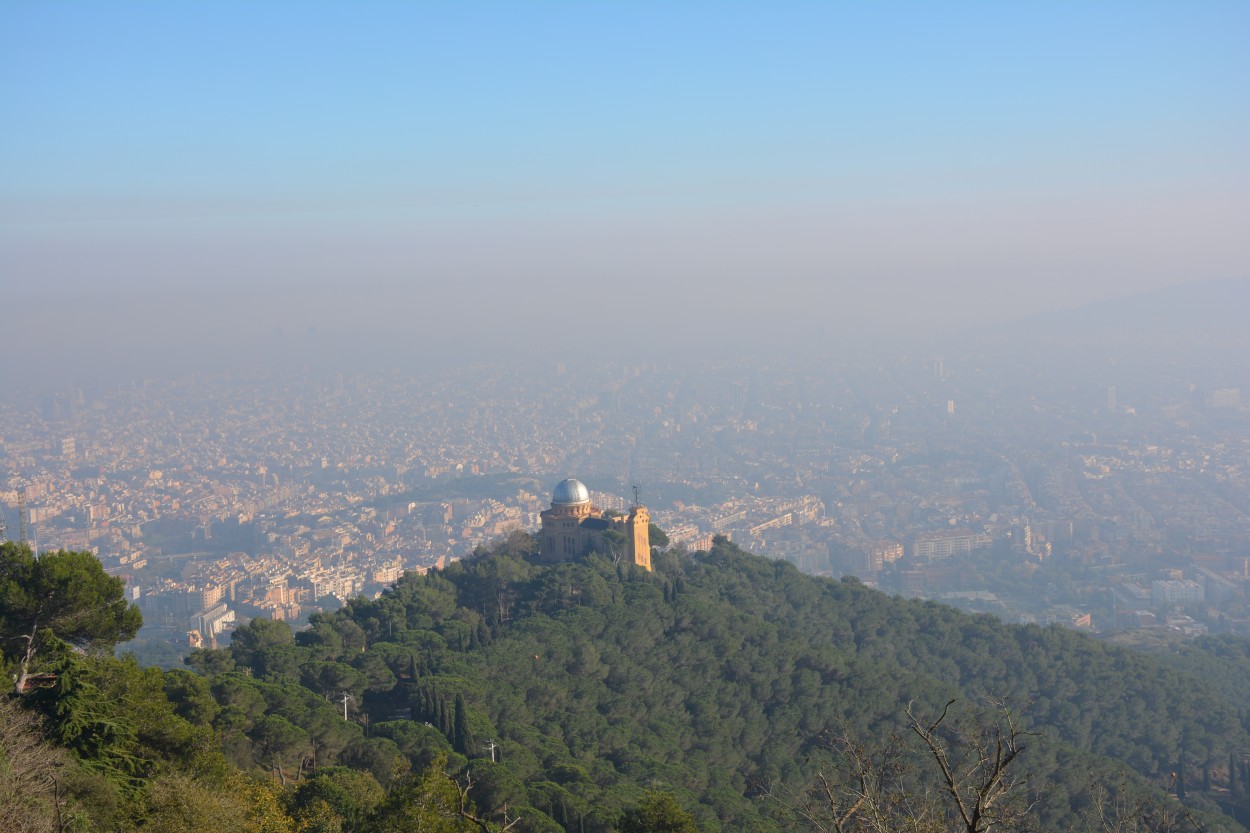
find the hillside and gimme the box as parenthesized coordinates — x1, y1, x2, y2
(286, 535, 1250, 830)
(8, 536, 1250, 831)
(1009, 277, 1250, 338)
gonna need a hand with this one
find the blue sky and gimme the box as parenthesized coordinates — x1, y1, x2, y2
(1, 2, 1247, 375)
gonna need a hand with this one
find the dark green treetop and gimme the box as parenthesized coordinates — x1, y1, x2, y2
(0, 542, 141, 695)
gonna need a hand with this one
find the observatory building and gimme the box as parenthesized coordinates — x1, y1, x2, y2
(539, 478, 651, 571)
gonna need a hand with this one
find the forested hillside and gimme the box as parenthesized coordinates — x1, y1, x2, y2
(295, 534, 1250, 831)
(7, 536, 1250, 831)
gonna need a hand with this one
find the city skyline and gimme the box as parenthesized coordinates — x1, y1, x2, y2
(3, 334, 1248, 649)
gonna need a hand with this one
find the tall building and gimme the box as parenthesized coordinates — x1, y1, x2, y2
(1151, 579, 1204, 608)
(912, 530, 992, 561)
(539, 478, 651, 570)
(1210, 388, 1241, 408)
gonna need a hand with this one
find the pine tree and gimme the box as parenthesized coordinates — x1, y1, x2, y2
(619, 791, 699, 833)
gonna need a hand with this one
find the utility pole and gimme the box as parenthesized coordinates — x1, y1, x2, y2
(339, 692, 355, 721)
(484, 739, 498, 762)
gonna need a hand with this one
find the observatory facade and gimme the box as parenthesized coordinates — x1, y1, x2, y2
(539, 478, 651, 571)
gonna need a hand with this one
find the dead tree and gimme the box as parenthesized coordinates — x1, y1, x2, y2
(906, 699, 1038, 833)
(0, 697, 71, 833)
(1085, 782, 1206, 833)
(769, 700, 1038, 833)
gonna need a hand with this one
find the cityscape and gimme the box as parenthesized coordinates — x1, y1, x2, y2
(5, 4, 1250, 830)
(3, 304, 1247, 663)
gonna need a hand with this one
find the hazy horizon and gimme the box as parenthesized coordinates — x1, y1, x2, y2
(3, 3, 1248, 385)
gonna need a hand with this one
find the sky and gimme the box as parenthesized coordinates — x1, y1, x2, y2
(2, 2, 1248, 380)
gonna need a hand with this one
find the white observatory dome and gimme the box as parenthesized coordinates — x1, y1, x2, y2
(552, 478, 591, 506)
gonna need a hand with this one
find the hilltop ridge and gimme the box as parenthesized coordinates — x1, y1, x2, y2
(8, 535, 1250, 831)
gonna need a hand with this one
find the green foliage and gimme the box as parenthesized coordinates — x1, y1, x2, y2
(140, 771, 296, 833)
(301, 535, 1250, 832)
(340, 736, 408, 788)
(452, 693, 470, 754)
(230, 617, 295, 667)
(619, 791, 700, 833)
(370, 720, 452, 772)
(9, 533, 1250, 832)
(2, 643, 275, 832)
(288, 766, 385, 832)
(0, 542, 142, 692)
(164, 668, 222, 727)
(23, 649, 220, 794)
(186, 646, 237, 675)
(300, 661, 366, 700)
(369, 752, 478, 832)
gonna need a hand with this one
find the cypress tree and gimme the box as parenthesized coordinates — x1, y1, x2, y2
(1242, 760, 1250, 820)
(453, 693, 469, 754)
(437, 694, 450, 736)
(1231, 752, 1240, 800)
(411, 686, 425, 723)
(423, 686, 436, 724)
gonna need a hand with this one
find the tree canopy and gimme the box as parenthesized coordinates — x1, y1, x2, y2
(619, 791, 700, 833)
(7, 534, 1250, 831)
(0, 542, 141, 694)
(189, 534, 1250, 831)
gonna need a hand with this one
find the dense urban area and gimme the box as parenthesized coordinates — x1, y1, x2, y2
(3, 333, 1249, 663)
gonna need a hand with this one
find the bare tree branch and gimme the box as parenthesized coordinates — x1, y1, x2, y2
(454, 770, 520, 832)
(906, 699, 1036, 833)
(1085, 782, 1206, 833)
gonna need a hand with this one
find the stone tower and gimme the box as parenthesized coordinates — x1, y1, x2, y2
(626, 504, 651, 570)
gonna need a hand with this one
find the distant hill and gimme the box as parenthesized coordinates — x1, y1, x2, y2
(1002, 277, 1250, 339)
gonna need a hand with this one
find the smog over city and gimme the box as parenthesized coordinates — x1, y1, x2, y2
(2, 4, 1250, 832)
